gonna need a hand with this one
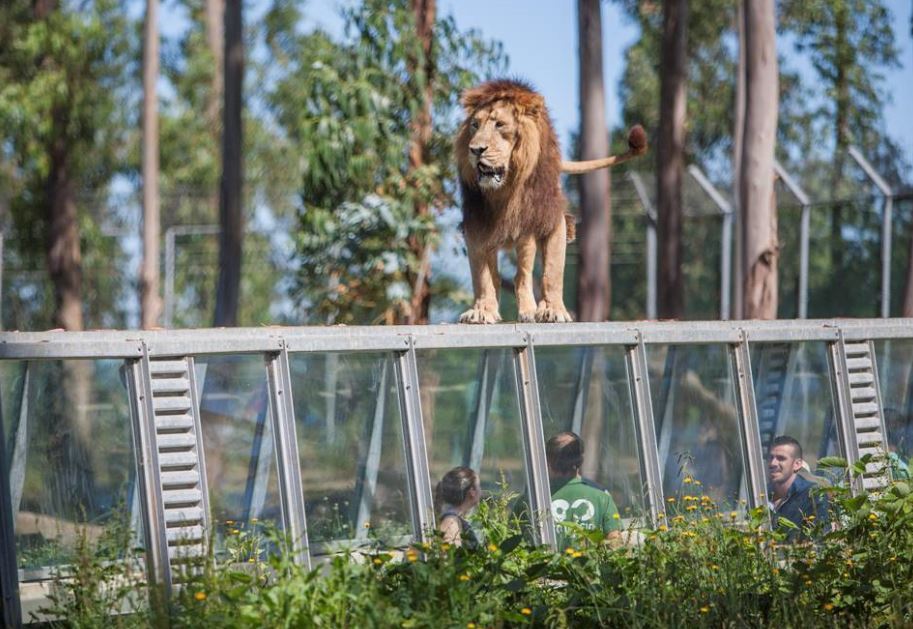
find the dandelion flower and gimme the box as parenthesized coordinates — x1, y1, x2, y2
(194, 591, 207, 602)
(459, 574, 470, 582)
(467, 624, 476, 629)
(521, 608, 532, 616)
(667, 497, 676, 503)
(565, 547, 576, 555)
(700, 606, 709, 614)
(824, 603, 834, 612)
(488, 543, 499, 552)
(683, 477, 693, 484)
(868, 513, 878, 522)
(572, 551, 583, 558)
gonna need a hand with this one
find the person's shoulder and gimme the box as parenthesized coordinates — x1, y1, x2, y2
(580, 478, 613, 498)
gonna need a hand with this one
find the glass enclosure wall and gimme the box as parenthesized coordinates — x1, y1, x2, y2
(416, 349, 530, 527)
(288, 352, 411, 552)
(534, 346, 647, 524)
(195, 355, 282, 555)
(646, 345, 747, 512)
(0, 359, 142, 579)
(1, 320, 911, 625)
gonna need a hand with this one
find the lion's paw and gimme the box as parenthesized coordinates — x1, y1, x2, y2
(459, 307, 502, 324)
(518, 310, 537, 323)
(534, 304, 573, 323)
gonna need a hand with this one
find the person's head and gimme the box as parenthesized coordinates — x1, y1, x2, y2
(435, 467, 480, 513)
(546, 432, 584, 479)
(768, 435, 804, 490)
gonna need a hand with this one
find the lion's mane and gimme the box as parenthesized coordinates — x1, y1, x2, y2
(455, 79, 575, 248)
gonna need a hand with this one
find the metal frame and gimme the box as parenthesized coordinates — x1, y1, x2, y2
(3, 318, 913, 624)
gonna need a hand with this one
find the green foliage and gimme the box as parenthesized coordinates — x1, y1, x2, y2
(34, 473, 913, 627)
(263, 0, 505, 324)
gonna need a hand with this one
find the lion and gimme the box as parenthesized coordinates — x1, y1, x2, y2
(455, 78, 647, 324)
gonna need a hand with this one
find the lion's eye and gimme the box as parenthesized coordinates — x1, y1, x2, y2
(470, 119, 480, 130)
(495, 121, 505, 130)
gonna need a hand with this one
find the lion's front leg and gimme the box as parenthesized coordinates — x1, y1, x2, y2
(515, 236, 537, 322)
(535, 215, 573, 323)
(460, 239, 501, 324)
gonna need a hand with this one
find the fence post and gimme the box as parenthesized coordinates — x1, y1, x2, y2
(773, 161, 811, 318)
(629, 172, 657, 319)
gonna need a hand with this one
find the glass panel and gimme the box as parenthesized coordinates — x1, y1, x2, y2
(289, 352, 411, 550)
(750, 342, 841, 480)
(535, 346, 647, 524)
(874, 340, 913, 477)
(196, 355, 282, 552)
(647, 345, 747, 511)
(417, 349, 528, 525)
(0, 359, 140, 580)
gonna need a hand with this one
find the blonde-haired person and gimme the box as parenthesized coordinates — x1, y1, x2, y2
(435, 466, 482, 549)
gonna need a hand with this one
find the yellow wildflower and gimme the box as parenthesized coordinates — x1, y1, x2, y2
(700, 606, 710, 614)
(373, 558, 383, 565)
(686, 505, 698, 512)
(658, 524, 668, 532)
(459, 574, 470, 582)
(521, 608, 532, 616)
(613, 513, 620, 520)
(868, 513, 878, 522)
(467, 624, 477, 629)
(488, 543, 499, 552)
(824, 603, 834, 612)
(683, 477, 693, 484)
(194, 591, 207, 602)
(667, 497, 676, 503)
(572, 551, 583, 558)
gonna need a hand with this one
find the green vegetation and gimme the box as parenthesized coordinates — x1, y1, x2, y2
(33, 462, 913, 628)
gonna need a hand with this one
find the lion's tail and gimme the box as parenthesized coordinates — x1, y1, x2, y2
(560, 125, 648, 174)
(565, 214, 576, 243)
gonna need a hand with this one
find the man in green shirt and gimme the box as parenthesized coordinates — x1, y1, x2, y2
(546, 432, 621, 550)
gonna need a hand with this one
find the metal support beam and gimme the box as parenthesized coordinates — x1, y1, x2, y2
(466, 350, 499, 471)
(9, 363, 28, 516)
(355, 358, 389, 538)
(730, 334, 770, 515)
(394, 337, 434, 542)
(626, 338, 665, 525)
(241, 386, 273, 523)
(126, 350, 172, 594)
(630, 172, 657, 319)
(688, 165, 734, 320)
(826, 334, 863, 495)
(514, 336, 556, 548)
(570, 348, 594, 435)
(849, 146, 894, 318)
(265, 346, 310, 568)
(773, 161, 811, 318)
(0, 365, 22, 627)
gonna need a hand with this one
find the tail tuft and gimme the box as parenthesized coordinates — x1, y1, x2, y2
(628, 124, 648, 154)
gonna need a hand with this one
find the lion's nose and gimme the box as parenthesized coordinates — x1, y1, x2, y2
(470, 145, 486, 157)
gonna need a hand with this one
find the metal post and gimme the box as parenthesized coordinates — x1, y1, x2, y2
(394, 337, 435, 542)
(848, 146, 894, 318)
(688, 165, 734, 320)
(0, 366, 22, 627)
(630, 172, 657, 319)
(625, 337, 665, 525)
(570, 348, 594, 435)
(9, 364, 28, 516)
(0, 230, 4, 330)
(514, 335, 556, 548)
(126, 349, 172, 594)
(773, 161, 811, 318)
(730, 334, 770, 514)
(163, 225, 220, 328)
(467, 350, 498, 471)
(264, 346, 310, 568)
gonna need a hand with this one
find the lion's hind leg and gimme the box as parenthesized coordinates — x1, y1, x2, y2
(459, 241, 502, 324)
(535, 216, 573, 323)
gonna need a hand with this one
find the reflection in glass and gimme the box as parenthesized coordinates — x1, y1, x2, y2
(535, 346, 646, 522)
(196, 355, 282, 550)
(750, 343, 840, 480)
(289, 353, 410, 549)
(874, 340, 913, 477)
(647, 345, 746, 509)
(0, 359, 139, 577)
(417, 349, 528, 517)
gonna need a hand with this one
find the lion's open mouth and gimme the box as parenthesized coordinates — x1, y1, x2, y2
(477, 162, 506, 186)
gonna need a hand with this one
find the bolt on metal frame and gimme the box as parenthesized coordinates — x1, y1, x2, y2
(2, 318, 913, 625)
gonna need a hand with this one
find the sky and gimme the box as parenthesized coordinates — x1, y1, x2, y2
(299, 0, 913, 183)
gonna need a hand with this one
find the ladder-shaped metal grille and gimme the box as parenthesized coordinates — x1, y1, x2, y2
(148, 357, 210, 580)
(842, 341, 891, 491)
(755, 343, 792, 456)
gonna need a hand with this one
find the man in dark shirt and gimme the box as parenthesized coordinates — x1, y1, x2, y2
(546, 432, 621, 550)
(768, 435, 830, 541)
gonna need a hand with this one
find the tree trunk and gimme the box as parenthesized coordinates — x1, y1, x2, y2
(830, 6, 850, 276)
(46, 136, 83, 332)
(214, 0, 243, 327)
(656, 0, 688, 320)
(405, 0, 435, 325)
(732, 0, 746, 320)
(575, 0, 612, 322)
(141, 0, 162, 329)
(740, 0, 779, 320)
(902, 222, 913, 316)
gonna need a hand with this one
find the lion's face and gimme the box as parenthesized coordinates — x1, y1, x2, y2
(466, 101, 519, 190)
